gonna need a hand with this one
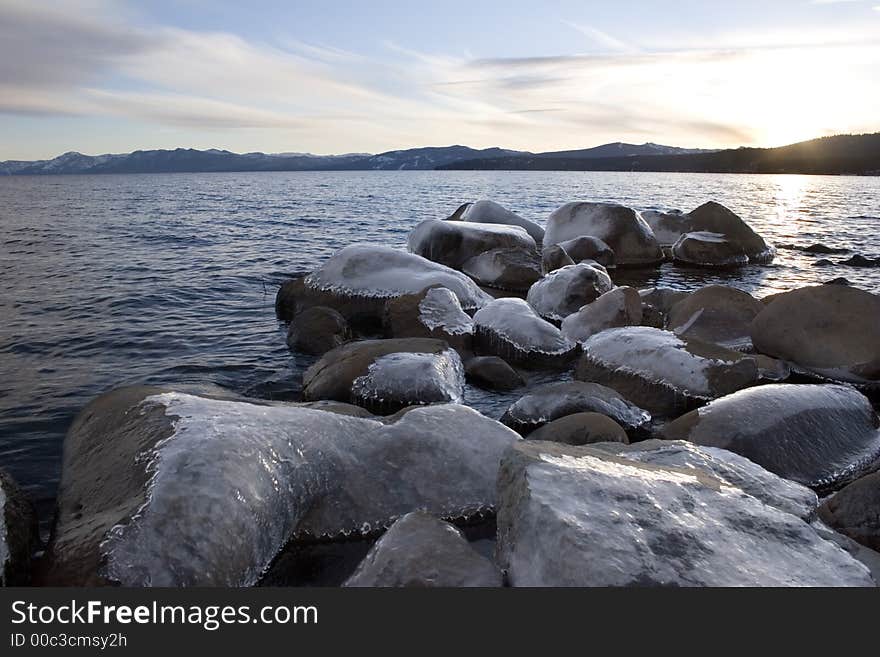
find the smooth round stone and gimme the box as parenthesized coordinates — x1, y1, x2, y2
(527, 412, 628, 446)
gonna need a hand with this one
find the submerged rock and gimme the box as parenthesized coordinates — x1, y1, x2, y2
(287, 306, 351, 355)
(818, 471, 880, 551)
(561, 286, 643, 344)
(540, 244, 575, 275)
(525, 263, 614, 322)
(496, 441, 873, 586)
(544, 202, 664, 267)
(555, 236, 616, 268)
(383, 286, 473, 353)
(447, 200, 544, 245)
(641, 209, 691, 246)
(461, 247, 542, 292)
(526, 412, 628, 446)
(407, 219, 537, 270)
(661, 384, 880, 492)
(667, 285, 764, 350)
(303, 338, 449, 405)
(840, 254, 880, 268)
(45, 387, 519, 586)
(473, 298, 577, 368)
(350, 349, 465, 414)
(499, 381, 651, 436)
(464, 356, 524, 392)
(344, 512, 502, 587)
(674, 201, 775, 266)
(750, 284, 880, 385)
(1, 469, 38, 586)
(282, 245, 492, 329)
(575, 327, 759, 416)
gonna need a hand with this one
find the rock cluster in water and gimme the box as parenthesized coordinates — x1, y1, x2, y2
(14, 197, 880, 589)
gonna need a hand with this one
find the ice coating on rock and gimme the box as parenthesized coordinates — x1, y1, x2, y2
(661, 384, 880, 492)
(100, 393, 519, 586)
(351, 349, 465, 412)
(453, 199, 545, 245)
(0, 484, 8, 584)
(460, 247, 541, 292)
(496, 442, 874, 586)
(417, 287, 473, 336)
(407, 219, 536, 269)
(581, 326, 748, 396)
(526, 263, 613, 322)
(500, 381, 651, 434)
(304, 244, 492, 310)
(473, 298, 575, 358)
(673, 231, 750, 267)
(561, 286, 642, 344)
(592, 440, 818, 520)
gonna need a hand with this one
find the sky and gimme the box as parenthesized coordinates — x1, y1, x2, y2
(1, 0, 879, 160)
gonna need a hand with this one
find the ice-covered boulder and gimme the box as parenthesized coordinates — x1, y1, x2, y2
(383, 286, 473, 353)
(526, 263, 614, 322)
(278, 245, 492, 329)
(641, 209, 691, 246)
(344, 512, 502, 587)
(473, 298, 577, 368)
(574, 327, 759, 416)
(350, 349, 465, 414)
(45, 387, 520, 586)
(303, 338, 450, 407)
(526, 412, 628, 446)
(407, 219, 537, 270)
(555, 236, 616, 268)
(464, 356, 524, 392)
(544, 202, 664, 267)
(496, 441, 873, 586)
(1, 469, 38, 586)
(667, 285, 764, 351)
(287, 306, 351, 355)
(818, 471, 880, 551)
(673, 201, 775, 267)
(661, 384, 880, 493)
(461, 247, 542, 292)
(561, 286, 643, 344)
(638, 286, 689, 328)
(540, 244, 575, 275)
(447, 200, 545, 245)
(499, 381, 650, 436)
(750, 285, 880, 385)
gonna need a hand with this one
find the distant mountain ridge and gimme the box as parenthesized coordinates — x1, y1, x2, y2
(2, 134, 876, 175)
(0, 142, 710, 175)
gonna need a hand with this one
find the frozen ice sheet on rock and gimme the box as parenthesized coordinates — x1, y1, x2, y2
(447, 199, 545, 245)
(407, 218, 536, 269)
(351, 349, 465, 414)
(526, 263, 613, 322)
(48, 387, 519, 586)
(496, 441, 874, 586)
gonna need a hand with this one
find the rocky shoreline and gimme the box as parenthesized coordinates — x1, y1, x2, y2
(3, 198, 880, 587)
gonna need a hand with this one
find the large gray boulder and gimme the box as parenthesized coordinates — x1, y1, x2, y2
(287, 306, 351, 355)
(45, 387, 520, 586)
(447, 200, 545, 245)
(526, 412, 628, 446)
(561, 286, 643, 344)
(408, 219, 537, 270)
(496, 441, 874, 586)
(461, 247, 542, 292)
(672, 201, 775, 267)
(667, 285, 764, 351)
(464, 356, 524, 392)
(302, 338, 453, 408)
(555, 236, 616, 268)
(750, 284, 880, 385)
(540, 244, 575, 275)
(818, 471, 880, 551)
(638, 287, 690, 328)
(383, 286, 473, 353)
(544, 202, 664, 267)
(1, 469, 38, 586)
(641, 209, 691, 246)
(344, 512, 502, 587)
(277, 245, 492, 329)
(661, 384, 880, 492)
(526, 263, 614, 322)
(499, 381, 651, 436)
(473, 298, 577, 368)
(575, 327, 759, 416)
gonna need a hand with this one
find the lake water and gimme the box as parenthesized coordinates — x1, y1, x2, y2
(1, 170, 879, 525)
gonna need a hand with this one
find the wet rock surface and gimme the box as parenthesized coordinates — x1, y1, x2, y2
(286, 306, 351, 355)
(461, 247, 542, 292)
(555, 236, 616, 268)
(447, 199, 544, 245)
(496, 441, 874, 586)
(464, 356, 524, 392)
(383, 286, 473, 353)
(667, 285, 764, 350)
(526, 412, 628, 446)
(661, 384, 880, 492)
(525, 263, 614, 322)
(678, 201, 775, 265)
(561, 286, 643, 344)
(818, 471, 880, 551)
(407, 218, 537, 270)
(344, 512, 502, 587)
